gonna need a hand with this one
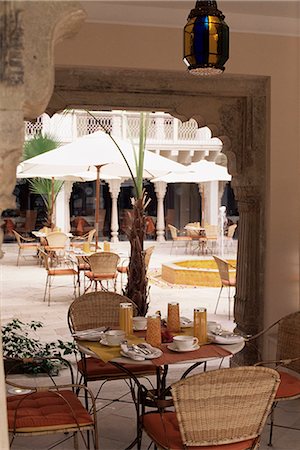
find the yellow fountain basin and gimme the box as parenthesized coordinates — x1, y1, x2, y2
(161, 259, 236, 287)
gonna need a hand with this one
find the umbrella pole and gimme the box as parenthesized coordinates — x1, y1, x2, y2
(95, 165, 101, 249)
(51, 177, 54, 230)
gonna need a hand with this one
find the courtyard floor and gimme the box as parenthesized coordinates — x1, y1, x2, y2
(1, 241, 299, 450)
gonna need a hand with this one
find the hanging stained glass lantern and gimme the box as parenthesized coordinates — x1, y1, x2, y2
(183, 1, 229, 76)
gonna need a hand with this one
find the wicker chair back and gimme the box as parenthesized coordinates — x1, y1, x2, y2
(213, 255, 231, 283)
(144, 246, 155, 274)
(171, 366, 280, 447)
(88, 252, 120, 275)
(68, 291, 138, 332)
(277, 311, 300, 374)
(46, 231, 68, 248)
(168, 224, 178, 240)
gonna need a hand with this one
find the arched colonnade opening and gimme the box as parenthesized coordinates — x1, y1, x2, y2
(46, 67, 269, 364)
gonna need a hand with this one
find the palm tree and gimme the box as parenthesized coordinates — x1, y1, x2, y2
(23, 133, 63, 228)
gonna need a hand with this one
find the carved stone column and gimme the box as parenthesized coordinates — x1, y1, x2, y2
(232, 185, 263, 364)
(0, 2, 85, 446)
(55, 181, 73, 233)
(108, 179, 122, 242)
(154, 181, 167, 242)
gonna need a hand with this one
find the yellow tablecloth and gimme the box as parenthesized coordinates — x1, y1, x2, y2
(79, 335, 146, 363)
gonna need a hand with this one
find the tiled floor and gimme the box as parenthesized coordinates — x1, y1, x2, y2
(1, 241, 299, 449)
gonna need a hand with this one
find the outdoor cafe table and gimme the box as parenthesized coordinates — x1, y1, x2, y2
(76, 331, 244, 450)
(77, 330, 244, 393)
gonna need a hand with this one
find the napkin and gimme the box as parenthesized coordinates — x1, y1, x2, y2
(72, 327, 107, 341)
(120, 342, 146, 361)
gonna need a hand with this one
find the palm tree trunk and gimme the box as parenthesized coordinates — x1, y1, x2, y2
(125, 197, 149, 316)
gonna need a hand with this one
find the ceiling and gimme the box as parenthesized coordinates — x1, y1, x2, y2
(82, 1, 300, 36)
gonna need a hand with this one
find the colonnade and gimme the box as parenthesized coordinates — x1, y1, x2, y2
(55, 178, 222, 241)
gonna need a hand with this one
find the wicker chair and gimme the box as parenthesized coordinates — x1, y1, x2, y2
(117, 246, 155, 292)
(6, 356, 98, 449)
(12, 230, 40, 266)
(40, 250, 78, 306)
(68, 291, 157, 408)
(168, 224, 192, 255)
(247, 310, 300, 446)
(70, 228, 96, 251)
(44, 231, 69, 266)
(84, 252, 120, 292)
(204, 224, 218, 253)
(213, 255, 236, 319)
(225, 223, 237, 253)
(141, 366, 280, 450)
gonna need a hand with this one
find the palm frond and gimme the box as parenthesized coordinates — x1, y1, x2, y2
(23, 133, 61, 161)
(28, 179, 63, 210)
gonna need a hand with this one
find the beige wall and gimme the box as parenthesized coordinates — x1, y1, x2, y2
(55, 23, 300, 324)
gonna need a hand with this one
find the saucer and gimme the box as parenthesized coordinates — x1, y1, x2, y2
(167, 343, 200, 352)
(133, 325, 147, 331)
(208, 333, 244, 345)
(99, 338, 120, 347)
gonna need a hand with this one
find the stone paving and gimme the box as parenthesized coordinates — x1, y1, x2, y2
(1, 242, 299, 449)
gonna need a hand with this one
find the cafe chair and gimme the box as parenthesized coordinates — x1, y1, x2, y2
(140, 366, 280, 450)
(40, 250, 78, 306)
(70, 228, 96, 251)
(225, 223, 237, 253)
(12, 230, 40, 266)
(6, 356, 98, 449)
(76, 255, 91, 295)
(68, 291, 157, 409)
(204, 224, 218, 254)
(84, 252, 120, 292)
(246, 310, 300, 446)
(44, 231, 69, 266)
(168, 224, 192, 255)
(213, 255, 236, 319)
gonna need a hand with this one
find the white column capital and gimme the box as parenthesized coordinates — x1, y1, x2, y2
(154, 180, 167, 199)
(108, 178, 122, 198)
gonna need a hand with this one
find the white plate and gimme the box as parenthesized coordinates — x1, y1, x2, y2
(73, 327, 106, 341)
(120, 350, 145, 361)
(99, 338, 120, 347)
(208, 333, 244, 345)
(167, 343, 200, 352)
(7, 387, 33, 395)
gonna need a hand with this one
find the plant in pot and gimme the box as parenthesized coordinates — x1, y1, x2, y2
(2, 319, 76, 376)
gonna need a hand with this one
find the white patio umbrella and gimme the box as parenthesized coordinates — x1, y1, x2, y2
(20, 130, 187, 246)
(152, 159, 231, 226)
(151, 160, 231, 183)
(17, 164, 121, 231)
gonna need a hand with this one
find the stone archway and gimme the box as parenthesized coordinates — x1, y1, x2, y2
(47, 67, 269, 362)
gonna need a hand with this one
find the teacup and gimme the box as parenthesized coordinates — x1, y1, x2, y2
(207, 321, 222, 334)
(133, 316, 147, 331)
(173, 335, 198, 351)
(104, 329, 125, 346)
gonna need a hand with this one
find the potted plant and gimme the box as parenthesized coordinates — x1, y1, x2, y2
(2, 318, 76, 375)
